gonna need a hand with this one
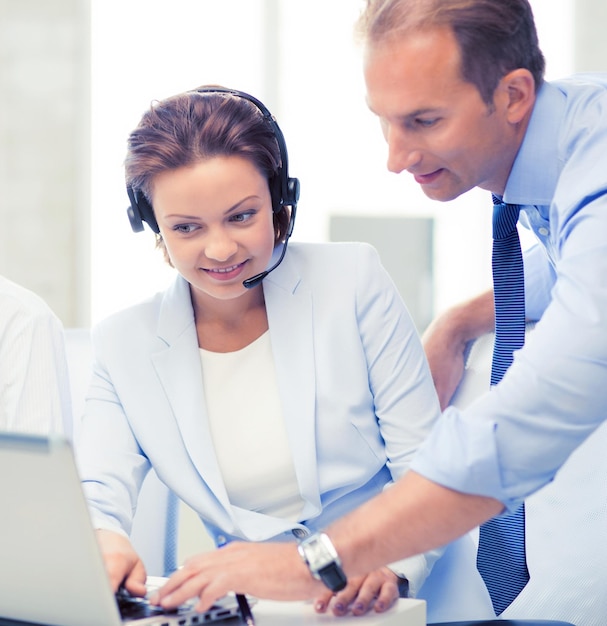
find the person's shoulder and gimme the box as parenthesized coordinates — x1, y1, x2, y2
(0, 274, 58, 321)
(287, 240, 380, 263)
(93, 274, 189, 336)
(91, 276, 191, 362)
(94, 288, 165, 333)
(555, 73, 607, 87)
(281, 242, 384, 291)
(90, 290, 167, 363)
(549, 73, 607, 99)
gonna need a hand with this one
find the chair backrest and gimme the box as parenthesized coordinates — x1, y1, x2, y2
(450, 322, 535, 410)
(63, 328, 178, 576)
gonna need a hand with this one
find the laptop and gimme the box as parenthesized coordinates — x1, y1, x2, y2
(0, 432, 241, 626)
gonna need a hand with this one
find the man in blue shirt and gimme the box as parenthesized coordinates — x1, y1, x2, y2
(141, 0, 607, 616)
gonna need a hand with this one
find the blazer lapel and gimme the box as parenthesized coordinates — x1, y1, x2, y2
(151, 261, 323, 533)
(264, 256, 322, 520)
(151, 277, 234, 522)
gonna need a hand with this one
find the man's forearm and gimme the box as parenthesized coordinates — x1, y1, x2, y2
(327, 471, 504, 577)
(423, 289, 496, 348)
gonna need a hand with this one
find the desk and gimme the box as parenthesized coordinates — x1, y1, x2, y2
(250, 598, 426, 625)
(0, 599, 425, 626)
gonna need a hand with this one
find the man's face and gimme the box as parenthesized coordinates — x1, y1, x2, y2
(363, 26, 520, 201)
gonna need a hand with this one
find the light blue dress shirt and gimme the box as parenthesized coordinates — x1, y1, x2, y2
(412, 74, 607, 513)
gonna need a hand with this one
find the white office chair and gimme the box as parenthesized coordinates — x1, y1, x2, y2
(422, 324, 597, 626)
(64, 328, 178, 576)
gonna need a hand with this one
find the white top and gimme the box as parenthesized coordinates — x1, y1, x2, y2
(200, 331, 304, 521)
(0, 275, 71, 435)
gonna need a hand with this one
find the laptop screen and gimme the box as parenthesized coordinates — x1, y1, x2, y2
(0, 433, 240, 626)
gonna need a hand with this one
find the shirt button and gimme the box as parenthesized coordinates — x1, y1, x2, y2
(538, 227, 549, 236)
(292, 528, 309, 539)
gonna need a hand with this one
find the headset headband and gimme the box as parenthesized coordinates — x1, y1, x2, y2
(126, 87, 300, 235)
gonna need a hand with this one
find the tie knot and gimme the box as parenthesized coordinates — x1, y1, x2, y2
(492, 196, 520, 240)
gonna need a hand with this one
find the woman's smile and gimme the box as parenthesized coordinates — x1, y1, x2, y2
(203, 261, 248, 281)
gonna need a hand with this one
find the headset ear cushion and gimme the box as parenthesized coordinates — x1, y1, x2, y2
(126, 187, 160, 233)
(287, 178, 301, 207)
(127, 186, 145, 232)
(127, 205, 144, 232)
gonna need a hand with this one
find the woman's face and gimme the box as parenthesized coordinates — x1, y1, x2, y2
(152, 155, 275, 303)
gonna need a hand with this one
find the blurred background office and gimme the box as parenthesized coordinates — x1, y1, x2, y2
(0, 0, 604, 334)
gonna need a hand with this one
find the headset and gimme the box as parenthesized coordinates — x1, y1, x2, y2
(126, 87, 301, 288)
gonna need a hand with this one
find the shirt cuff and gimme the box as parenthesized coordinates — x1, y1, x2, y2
(91, 515, 129, 537)
(387, 547, 443, 598)
(410, 406, 523, 514)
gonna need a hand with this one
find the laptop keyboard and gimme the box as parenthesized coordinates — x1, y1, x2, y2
(116, 591, 191, 620)
(115, 584, 241, 624)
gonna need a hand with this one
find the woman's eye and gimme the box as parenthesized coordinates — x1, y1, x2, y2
(173, 224, 197, 233)
(230, 211, 254, 223)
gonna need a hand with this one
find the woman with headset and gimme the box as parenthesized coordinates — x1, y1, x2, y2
(77, 86, 441, 616)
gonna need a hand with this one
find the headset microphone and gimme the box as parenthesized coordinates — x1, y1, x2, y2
(126, 87, 300, 288)
(242, 203, 296, 289)
(242, 247, 287, 289)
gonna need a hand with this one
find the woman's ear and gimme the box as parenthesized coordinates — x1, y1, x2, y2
(155, 234, 174, 267)
(498, 68, 536, 125)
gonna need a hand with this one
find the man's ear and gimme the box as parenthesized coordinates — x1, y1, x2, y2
(498, 69, 536, 124)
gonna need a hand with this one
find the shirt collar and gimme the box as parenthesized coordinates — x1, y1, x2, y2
(503, 81, 566, 207)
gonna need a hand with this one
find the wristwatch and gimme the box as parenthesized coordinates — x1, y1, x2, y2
(297, 532, 348, 592)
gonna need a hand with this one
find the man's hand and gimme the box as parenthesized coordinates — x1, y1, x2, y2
(96, 529, 147, 597)
(313, 567, 399, 616)
(150, 541, 323, 613)
(422, 290, 495, 409)
(423, 318, 467, 410)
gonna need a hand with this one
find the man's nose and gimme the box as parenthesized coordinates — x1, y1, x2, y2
(385, 126, 422, 174)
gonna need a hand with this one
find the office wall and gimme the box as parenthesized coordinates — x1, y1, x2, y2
(0, 0, 89, 326)
(574, 0, 607, 72)
(2, 0, 606, 329)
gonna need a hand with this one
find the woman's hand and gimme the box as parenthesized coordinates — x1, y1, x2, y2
(96, 529, 147, 597)
(313, 567, 400, 616)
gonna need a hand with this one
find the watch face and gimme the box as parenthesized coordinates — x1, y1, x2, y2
(299, 533, 348, 593)
(305, 536, 334, 568)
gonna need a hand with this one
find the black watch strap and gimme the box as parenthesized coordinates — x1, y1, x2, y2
(318, 562, 348, 592)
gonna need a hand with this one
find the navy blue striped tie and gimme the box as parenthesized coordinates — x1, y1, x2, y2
(163, 489, 179, 575)
(476, 195, 529, 616)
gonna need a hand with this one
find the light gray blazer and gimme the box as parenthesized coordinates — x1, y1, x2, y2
(78, 242, 441, 588)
